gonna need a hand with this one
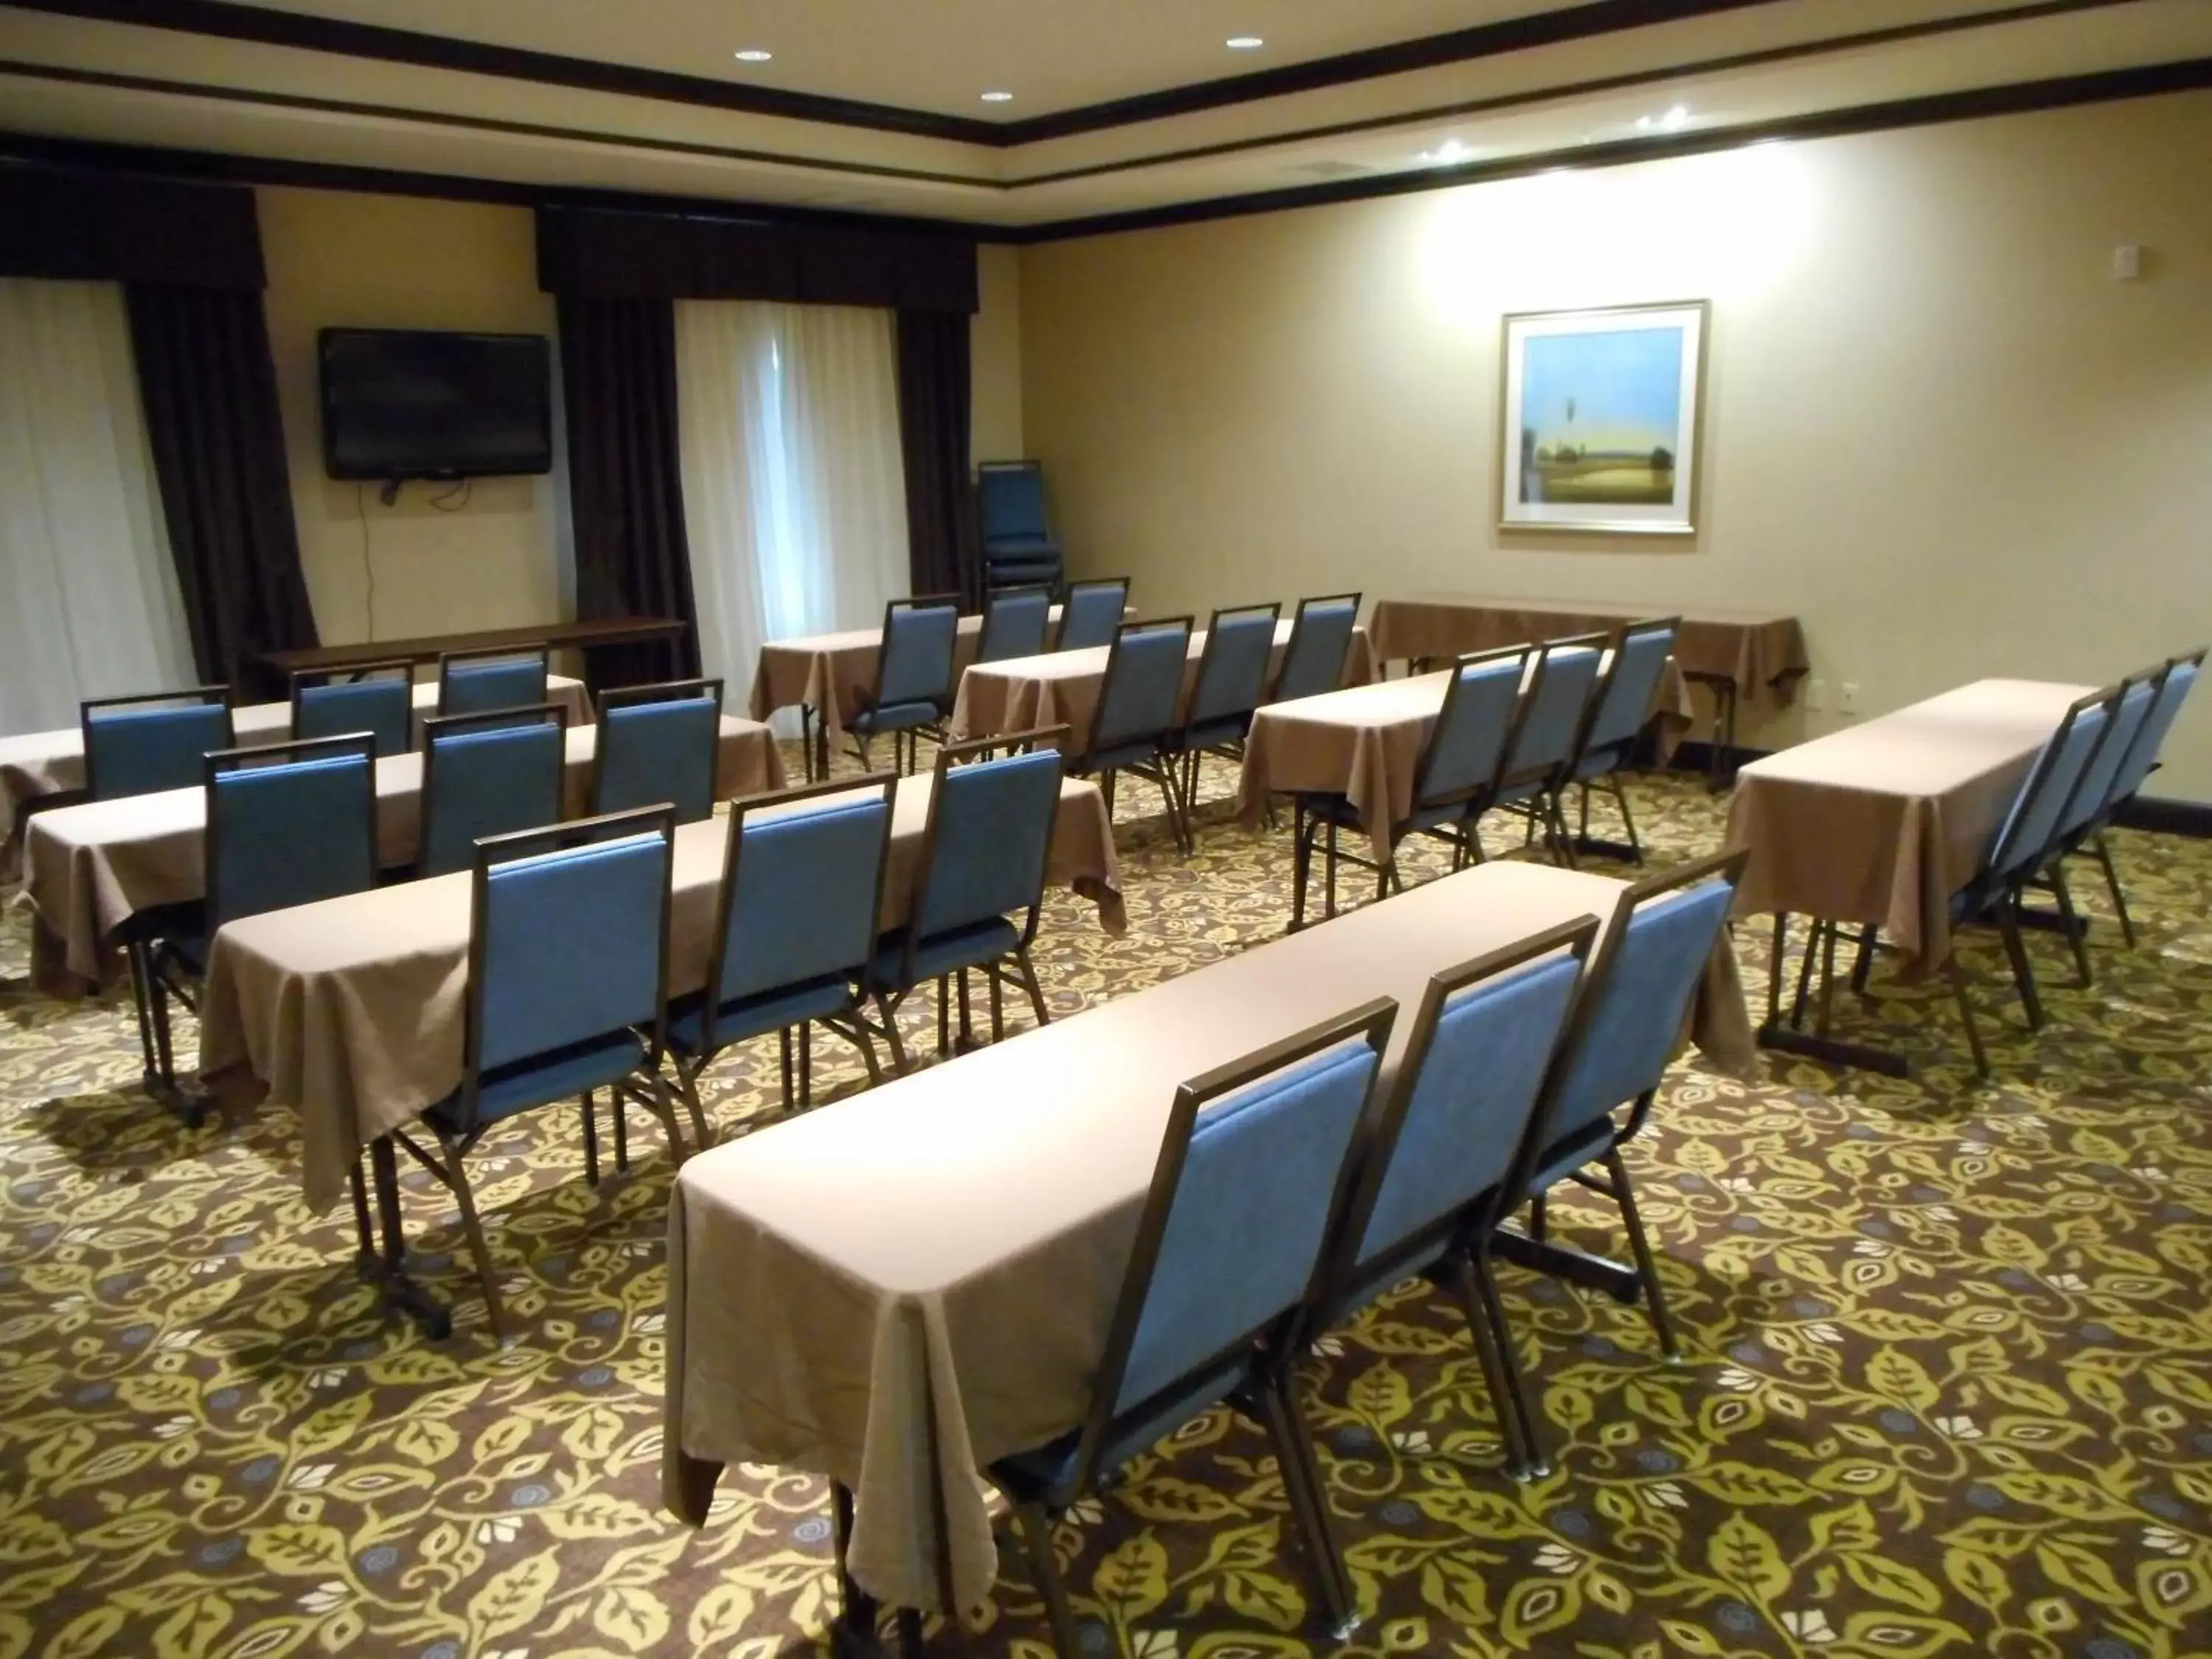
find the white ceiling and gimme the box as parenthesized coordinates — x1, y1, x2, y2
(0, 0, 2208, 231)
(220, 0, 1557, 120)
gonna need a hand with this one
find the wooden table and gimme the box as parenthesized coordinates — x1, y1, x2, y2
(1368, 596, 1808, 786)
(661, 859, 1756, 1615)
(1725, 678, 2089, 1076)
(260, 616, 688, 687)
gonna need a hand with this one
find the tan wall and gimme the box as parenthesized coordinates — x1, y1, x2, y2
(259, 187, 565, 647)
(1019, 91, 2212, 801)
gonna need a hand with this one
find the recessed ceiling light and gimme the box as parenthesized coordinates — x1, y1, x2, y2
(1226, 35, 1264, 49)
(1660, 103, 1691, 131)
(1418, 137, 1475, 166)
(981, 90, 1014, 102)
(734, 49, 772, 62)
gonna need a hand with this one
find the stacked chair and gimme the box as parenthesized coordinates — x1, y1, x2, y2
(976, 461, 1064, 595)
(1479, 633, 1608, 864)
(1561, 617, 1682, 864)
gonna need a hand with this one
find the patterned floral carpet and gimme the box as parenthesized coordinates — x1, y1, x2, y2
(2, 757, 2209, 1659)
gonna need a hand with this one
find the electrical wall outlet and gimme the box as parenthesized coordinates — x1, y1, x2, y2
(1840, 682, 1862, 716)
(1806, 678, 1826, 712)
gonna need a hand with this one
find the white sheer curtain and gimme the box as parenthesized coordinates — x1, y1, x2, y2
(675, 299, 910, 719)
(0, 279, 198, 734)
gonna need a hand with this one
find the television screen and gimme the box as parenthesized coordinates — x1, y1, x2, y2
(319, 328, 552, 481)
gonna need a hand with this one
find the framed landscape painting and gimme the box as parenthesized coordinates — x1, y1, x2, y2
(1499, 299, 1707, 535)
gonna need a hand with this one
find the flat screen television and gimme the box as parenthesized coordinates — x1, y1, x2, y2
(319, 328, 553, 481)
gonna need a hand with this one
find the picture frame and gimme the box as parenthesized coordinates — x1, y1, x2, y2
(1498, 299, 1708, 535)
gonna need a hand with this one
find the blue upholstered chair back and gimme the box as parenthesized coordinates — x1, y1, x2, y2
(914, 749, 1062, 939)
(1982, 701, 2110, 884)
(2061, 678, 2154, 838)
(208, 751, 377, 929)
(86, 703, 232, 799)
(1355, 954, 1583, 1267)
(1545, 878, 1736, 1152)
(1059, 582, 1127, 652)
(421, 721, 566, 878)
(442, 655, 549, 717)
(979, 589, 1053, 664)
(878, 603, 961, 706)
(717, 795, 891, 1004)
(1273, 599, 1360, 703)
(1504, 646, 1604, 779)
(1093, 624, 1191, 751)
(2107, 658, 2199, 808)
(1417, 656, 1526, 807)
(1581, 625, 1678, 760)
(1115, 1041, 1378, 1415)
(475, 832, 669, 1072)
(1186, 608, 1279, 728)
(979, 463, 1051, 545)
(596, 697, 720, 824)
(296, 677, 413, 757)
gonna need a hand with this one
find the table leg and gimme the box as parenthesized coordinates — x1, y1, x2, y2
(1708, 678, 1739, 792)
(366, 1135, 452, 1339)
(801, 706, 818, 783)
(1754, 912, 1915, 1079)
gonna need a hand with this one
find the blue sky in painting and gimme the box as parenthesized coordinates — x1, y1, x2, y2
(1520, 325, 1683, 453)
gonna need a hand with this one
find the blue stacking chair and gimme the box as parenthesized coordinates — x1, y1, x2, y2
(417, 703, 570, 878)
(2059, 647, 2203, 955)
(666, 773, 899, 1145)
(437, 645, 551, 718)
(1563, 618, 1680, 864)
(849, 597, 960, 776)
(2030, 665, 2163, 984)
(1070, 617, 1196, 855)
(80, 686, 234, 801)
(973, 1000, 1395, 1655)
(1270, 592, 1363, 704)
(862, 733, 1065, 1072)
(977, 460, 1063, 592)
(593, 678, 724, 824)
(1478, 633, 1608, 866)
(136, 734, 379, 1121)
(1291, 646, 1530, 928)
(1298, 917, 1596, 1492)
(1054, 577, 1130, 652)
(1487, 849, 1747, 1468)
(394, 807, 681, 1338)
(291, 660, 416, 757)
(1166, 602, 1281, 816)
(975, 584, 1054, 664)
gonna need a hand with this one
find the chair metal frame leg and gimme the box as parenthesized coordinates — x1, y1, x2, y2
(1443, 1247, 1537, 1479)
(582, 1090, 602, 1185)
(674, 1060, 715, 1152)
(873, 992, 912, 1076)
(1603, 1147, 1678, 1360)
(1993, 897, 2045, 1029)
(1941, 953, 1990, 1080)
(1610, 775, 1644, 864)
(395, 1124, 507, 1339)
(2047, 861, 2094, 987)
(1257, 1372, 1360, 1639)
(1012, 945, 1051, 1029)
(1010, 1499, 1082, 1659)
(1469, 1242, 1549, 1478)
(2090, 833, 2137, 947)
(1290, 799, 1314, 931)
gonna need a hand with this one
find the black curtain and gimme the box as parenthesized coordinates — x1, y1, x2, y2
(556, 293, 700, 686)
(125, 285, 319, 699)
(895, 310, 982, 610)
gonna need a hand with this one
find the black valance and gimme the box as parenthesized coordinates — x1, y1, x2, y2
(0, 167, 265, 289)
(536, 206, 976, 313)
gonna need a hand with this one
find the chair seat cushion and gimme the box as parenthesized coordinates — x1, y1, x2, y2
(851, 700, 943, 736)
(983, 534, 1060, 557)
(668, 975, 856, 1056)
(1525, 1116, 1617, 1195)
(1082, 739, 1162, 773)
(425, 1032, 647, 1133)
(1576, 742, 1635, 779)
(872, 918, 1020, 987)
(991, 1356, 1248, 1509)
(1177, 715, 1251, 754)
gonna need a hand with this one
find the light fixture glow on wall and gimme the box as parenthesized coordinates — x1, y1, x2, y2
(734, 49, 773, 62)
(981, 90, 1014, 102)
(1636, 103, 1692, 133)
(1226, 35, 1265, 49)
(1419, 138, 1475, 166)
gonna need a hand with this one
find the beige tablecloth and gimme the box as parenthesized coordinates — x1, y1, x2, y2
(749, 615, 1009, 752)
(0, 676, 593, 880)
(1234, 655, 1691, 864)
(22, 716, 782, 991)
(948, 619, 1380, 754)
(1725, 678, 2093, 967)
(1369, 596, 1806, 717)
(197, 773, 1121, 1212)
(662, 859, 1756, 1613)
